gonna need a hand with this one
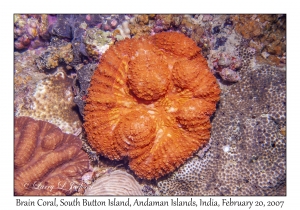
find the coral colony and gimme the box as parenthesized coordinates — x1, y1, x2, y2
(84, 32, 220, 180)
(14, 14, 286, 196)
(14, 117, 89, 195)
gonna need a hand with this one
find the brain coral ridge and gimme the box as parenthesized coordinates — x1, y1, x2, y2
(84, 32, 220, 180)
(14, 117, 89, 195)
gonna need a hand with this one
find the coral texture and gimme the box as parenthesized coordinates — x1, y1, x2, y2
(14, 117, 90, 195)
(82, 28, 113, 60)
(84, 32, 220, 180)
(210, 50, 242, 82)
(232, 14, 286, 66)
(14, 14, 49, 50)
(158, 64, 286, 195)
(35, 40, 74, 71)
(15, 69, 81, 134)
(14, 49, 48, 95)
(84, 170, 143, 195)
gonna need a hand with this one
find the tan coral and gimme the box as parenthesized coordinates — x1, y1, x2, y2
(128, 15, 154, 38)
(14, 117, 90, 195)
(84, 32, 220, 180)
(15, 70, 81, 134)
(84, 170, 143, 195)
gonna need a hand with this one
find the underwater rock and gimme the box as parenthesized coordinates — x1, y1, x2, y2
(49, 14, 73, 39)
(36, 39, 74, 71)
(73, 63, 98, 116)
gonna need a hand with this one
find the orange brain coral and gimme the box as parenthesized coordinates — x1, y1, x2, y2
(84, 32, 220, 180)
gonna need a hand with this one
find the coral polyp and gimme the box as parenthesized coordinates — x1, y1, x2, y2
(84, 32, 220, 180)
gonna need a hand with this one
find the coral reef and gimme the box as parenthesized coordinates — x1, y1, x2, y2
(142, 184, 160, 196)
(13, 14, 286, 196)
(14, 117, 90, 195)
(128, 14, 206, 47)
(128, 15, 155, 38)
(48, 14, 131, 36)
(84, 32, 220, 180)
(158, 63, 286, 195)
(158, 152, 217, 195)
(192, 15, 236, 57)
(114, 20, 131, 40)
(49, 15, 73, 39)
(153, 14, 183, 33)
(232, 14, 286, 66)
(208, 46, 255, 82)
(14, 49, 49, 125)
(73, 63, 97, 116)
(38, 14, 132, 64)
(14, 14, 50, 50)
(35, 38, 74, 71)
(209, 50, 242, 82)
(82, 28, 113, 60)
(84, 170, 143, 195)
(87, 14, 131, 32)
(14, 49, 47, 92)
(15, 69, 81, 134)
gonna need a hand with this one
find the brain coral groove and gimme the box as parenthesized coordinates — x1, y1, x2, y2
(84, 32, 220, 180)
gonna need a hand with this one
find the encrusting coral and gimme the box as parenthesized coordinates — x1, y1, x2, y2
(84, 32, 220, 180)
(15, 70, 81, 134)
(14, 117, 90, 195)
